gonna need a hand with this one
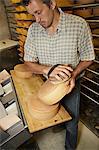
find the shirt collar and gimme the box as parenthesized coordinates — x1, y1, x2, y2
(57, 12, 65, 32)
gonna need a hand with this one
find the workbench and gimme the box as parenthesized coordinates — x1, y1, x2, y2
(11, 70, 72, 133)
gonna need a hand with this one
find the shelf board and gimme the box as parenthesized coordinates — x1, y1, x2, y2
(86, 68, 99, 76)
(87, 20, 99, 23)
(86, 16, 99, 22)
(0, 39, 18, 52)
(80, 91, 99, 105)
(94, 48, 99, 51)
(92, 34, 99, 38)
(18, 53, 24, 58)
(73, 3, 99, 9)
(16, 26, 28, 29)
(81, 84, 99, 96)
(83, 76, 99, 86)
(61, 3, 99, 10)
(94, 60, 99, 64)
(7, 10, 27, 13)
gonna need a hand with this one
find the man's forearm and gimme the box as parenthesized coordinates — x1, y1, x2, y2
(72, 60, 94, 79)
(24, 61, 51, 75)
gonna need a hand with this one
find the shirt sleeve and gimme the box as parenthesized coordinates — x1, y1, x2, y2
(78, 20, 95, 61)
(24, 25, 38, 62)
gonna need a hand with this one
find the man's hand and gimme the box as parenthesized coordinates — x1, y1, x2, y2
(49, 64, 73, 82)
(66, 77, 76, 94)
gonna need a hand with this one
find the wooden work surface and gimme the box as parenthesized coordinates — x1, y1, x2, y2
(11, 70, 72, 133)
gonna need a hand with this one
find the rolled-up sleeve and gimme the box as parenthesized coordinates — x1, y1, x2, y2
(78, 20, 95, 61)
(24, 25, 38, 62)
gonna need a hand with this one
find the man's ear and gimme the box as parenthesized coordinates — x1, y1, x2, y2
(50, 0, 56, 10)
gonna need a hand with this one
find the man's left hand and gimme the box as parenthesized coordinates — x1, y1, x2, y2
(66, 77, 76, 94)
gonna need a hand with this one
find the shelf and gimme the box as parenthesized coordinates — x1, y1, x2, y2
(80, 91, 99, 105)
(92, 34, 99, 38)
(18, 53, 24, 58)
(73, 3, 99, 9)
(83, 76, 99, 86)
(19, 58, 24, 62)
(61, 3, 99, 10)
(94, 48, 99, 51)
(86, 16, 99, 22)
(81, 84, 99, 96)
(0, 39, 18, 52)
(7, 10, 27, 13)
(94, 60, 99, 64)
(16, 26, 28, 29)
(87, 68, 99, 76)
(87, 20, 99, 23)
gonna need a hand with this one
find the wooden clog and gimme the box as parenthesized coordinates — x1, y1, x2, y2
(27, 95, 60, 120)
(38, 78, 71, 105)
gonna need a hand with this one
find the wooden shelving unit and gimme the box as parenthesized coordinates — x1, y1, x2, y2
(61, 1, 99, 137)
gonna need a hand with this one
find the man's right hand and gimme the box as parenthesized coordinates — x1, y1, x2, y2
(48, 64, 73, 82)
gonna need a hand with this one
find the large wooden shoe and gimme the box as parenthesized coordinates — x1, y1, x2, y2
(38, 78, 71, 105)
(27, 95, 60, 121)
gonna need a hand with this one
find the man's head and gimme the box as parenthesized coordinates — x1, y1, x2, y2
(22, 0, 58, 28)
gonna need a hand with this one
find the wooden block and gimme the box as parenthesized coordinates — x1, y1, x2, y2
(0, 114, 21, 131)
(0, 70, 10, 84)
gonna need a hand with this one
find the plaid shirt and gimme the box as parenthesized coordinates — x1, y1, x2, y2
(24, 12, 95, 69)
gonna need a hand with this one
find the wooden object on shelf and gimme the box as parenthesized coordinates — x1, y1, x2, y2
(21, 28, 28, 36)
(93, 37, 99, 47)
(15, 13, 34, 20)
(64, 10, 73, 14)
(19, 40, 24, 47)
(16, 28, 28, 36)
(92, 28, 99, 34)
(22, 21, 33, 28)
(17, 20, 32, 28)
(16, 28, 22, 34)
(17, 21, 33, 28)
(38, 78, 70, 105)
(15, 13, 20, 19)
(18, 46, 24, 53)
(16, 21, 23, 27)
(74, 8, 93, 18)
(18, 35, 26, 42)
(14, 64, 32, 78)
(15, 6, 26, 12)
(11, 0, 22, 3)
(10, 70, 72, 133)
(56, 0, 73, 7)
(93, 7, 99, 16)
(76, 0, 95, 4)
(20, 13, 33, 20)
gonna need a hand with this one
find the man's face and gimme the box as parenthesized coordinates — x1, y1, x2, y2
(26, 0, 55, 28)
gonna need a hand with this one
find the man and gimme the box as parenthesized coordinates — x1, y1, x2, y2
(22, 0, 95, 149)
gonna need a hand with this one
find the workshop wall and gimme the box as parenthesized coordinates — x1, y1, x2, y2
(0, 0, 10, 40)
